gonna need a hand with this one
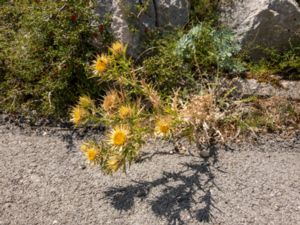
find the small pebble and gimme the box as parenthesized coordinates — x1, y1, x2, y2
(200, 150, 210, 158)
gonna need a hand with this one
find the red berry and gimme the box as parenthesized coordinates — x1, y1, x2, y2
(71, 14, 77, 22)
(98, 24, 104, 33)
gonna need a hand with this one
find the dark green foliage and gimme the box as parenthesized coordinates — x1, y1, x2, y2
(141, 32, 195, 95)
(246, 46, 300, 80)
(140, 23, 244, 97)
(0, 0, 112, 117)
(189, 0, 219, 24)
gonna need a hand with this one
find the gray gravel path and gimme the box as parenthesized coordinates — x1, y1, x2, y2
(0, 125, 300, 225)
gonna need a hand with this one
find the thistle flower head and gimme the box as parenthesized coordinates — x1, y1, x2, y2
(109, 126, 129, 146)
(110, 41, 125, 55)
(80, 142, 89, 152)
(93, 54, 109, 75)
(70, 106, 86, 126)
(141, 81, 161, 109)
(155, 118, 172, 136)
(86, 148, 98, 162)
(118, 105, 132, 119)
(78, 95, 94, 109)
(102, 91, 120, 112)
(107, 154, 122, 172)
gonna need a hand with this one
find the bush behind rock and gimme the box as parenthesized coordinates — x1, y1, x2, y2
(0, 0, 112, 118)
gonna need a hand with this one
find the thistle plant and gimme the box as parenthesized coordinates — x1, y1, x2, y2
(71, 39, 250, 173)
(70, 41, 185, 173)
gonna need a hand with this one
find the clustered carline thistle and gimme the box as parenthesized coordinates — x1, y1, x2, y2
(71, 41, 184, 173)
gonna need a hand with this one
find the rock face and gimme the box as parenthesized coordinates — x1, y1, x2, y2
(234, 78, 300, 100)
(219, 0, 300, 58)
(155, 0, 190, 27)
(111, 0, 156, 56)
(96, 0, 190, 56)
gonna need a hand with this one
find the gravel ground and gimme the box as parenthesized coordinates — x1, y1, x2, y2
(0, 123, 300, 225)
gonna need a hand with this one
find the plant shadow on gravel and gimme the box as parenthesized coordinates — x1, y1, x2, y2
(105, 145, 228, 224)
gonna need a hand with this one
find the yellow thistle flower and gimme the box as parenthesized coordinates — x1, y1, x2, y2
(109, 126, 129, 146)
(70, 106, 86, 126)
(80, 142, 89, 152)
(155, 119, 171, 136)
(93, 54, 109, 75)
(107, 155, 122, 172)
(102, 91, 120, 112)
(110, 41, 125, 55)
(118, 105, 132, 119)
(86, 148, 98, 162)
(78, 95, 94, 109)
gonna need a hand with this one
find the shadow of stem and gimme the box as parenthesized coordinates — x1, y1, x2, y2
(105, 143, 226, 224)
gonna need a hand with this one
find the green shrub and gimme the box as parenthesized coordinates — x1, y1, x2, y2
(0, 0, 112, 118)
(140, 23, 245, 98)
(140, 32, 195, 96)
(246, 46, 300, 80)
(176, 23, 244, 73)
(189, 0, 219, 24)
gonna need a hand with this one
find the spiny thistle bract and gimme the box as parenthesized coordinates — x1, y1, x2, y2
(102, 90, 121, 112)
(78, 95, 95, 109)
(107, 154, 123, 172)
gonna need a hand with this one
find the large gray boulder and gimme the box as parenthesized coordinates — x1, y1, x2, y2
(111, 0, 156, 56)
(96, 0, 190, 56)
(219, 0, 300, 58)
(155, 0, 190, 27)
